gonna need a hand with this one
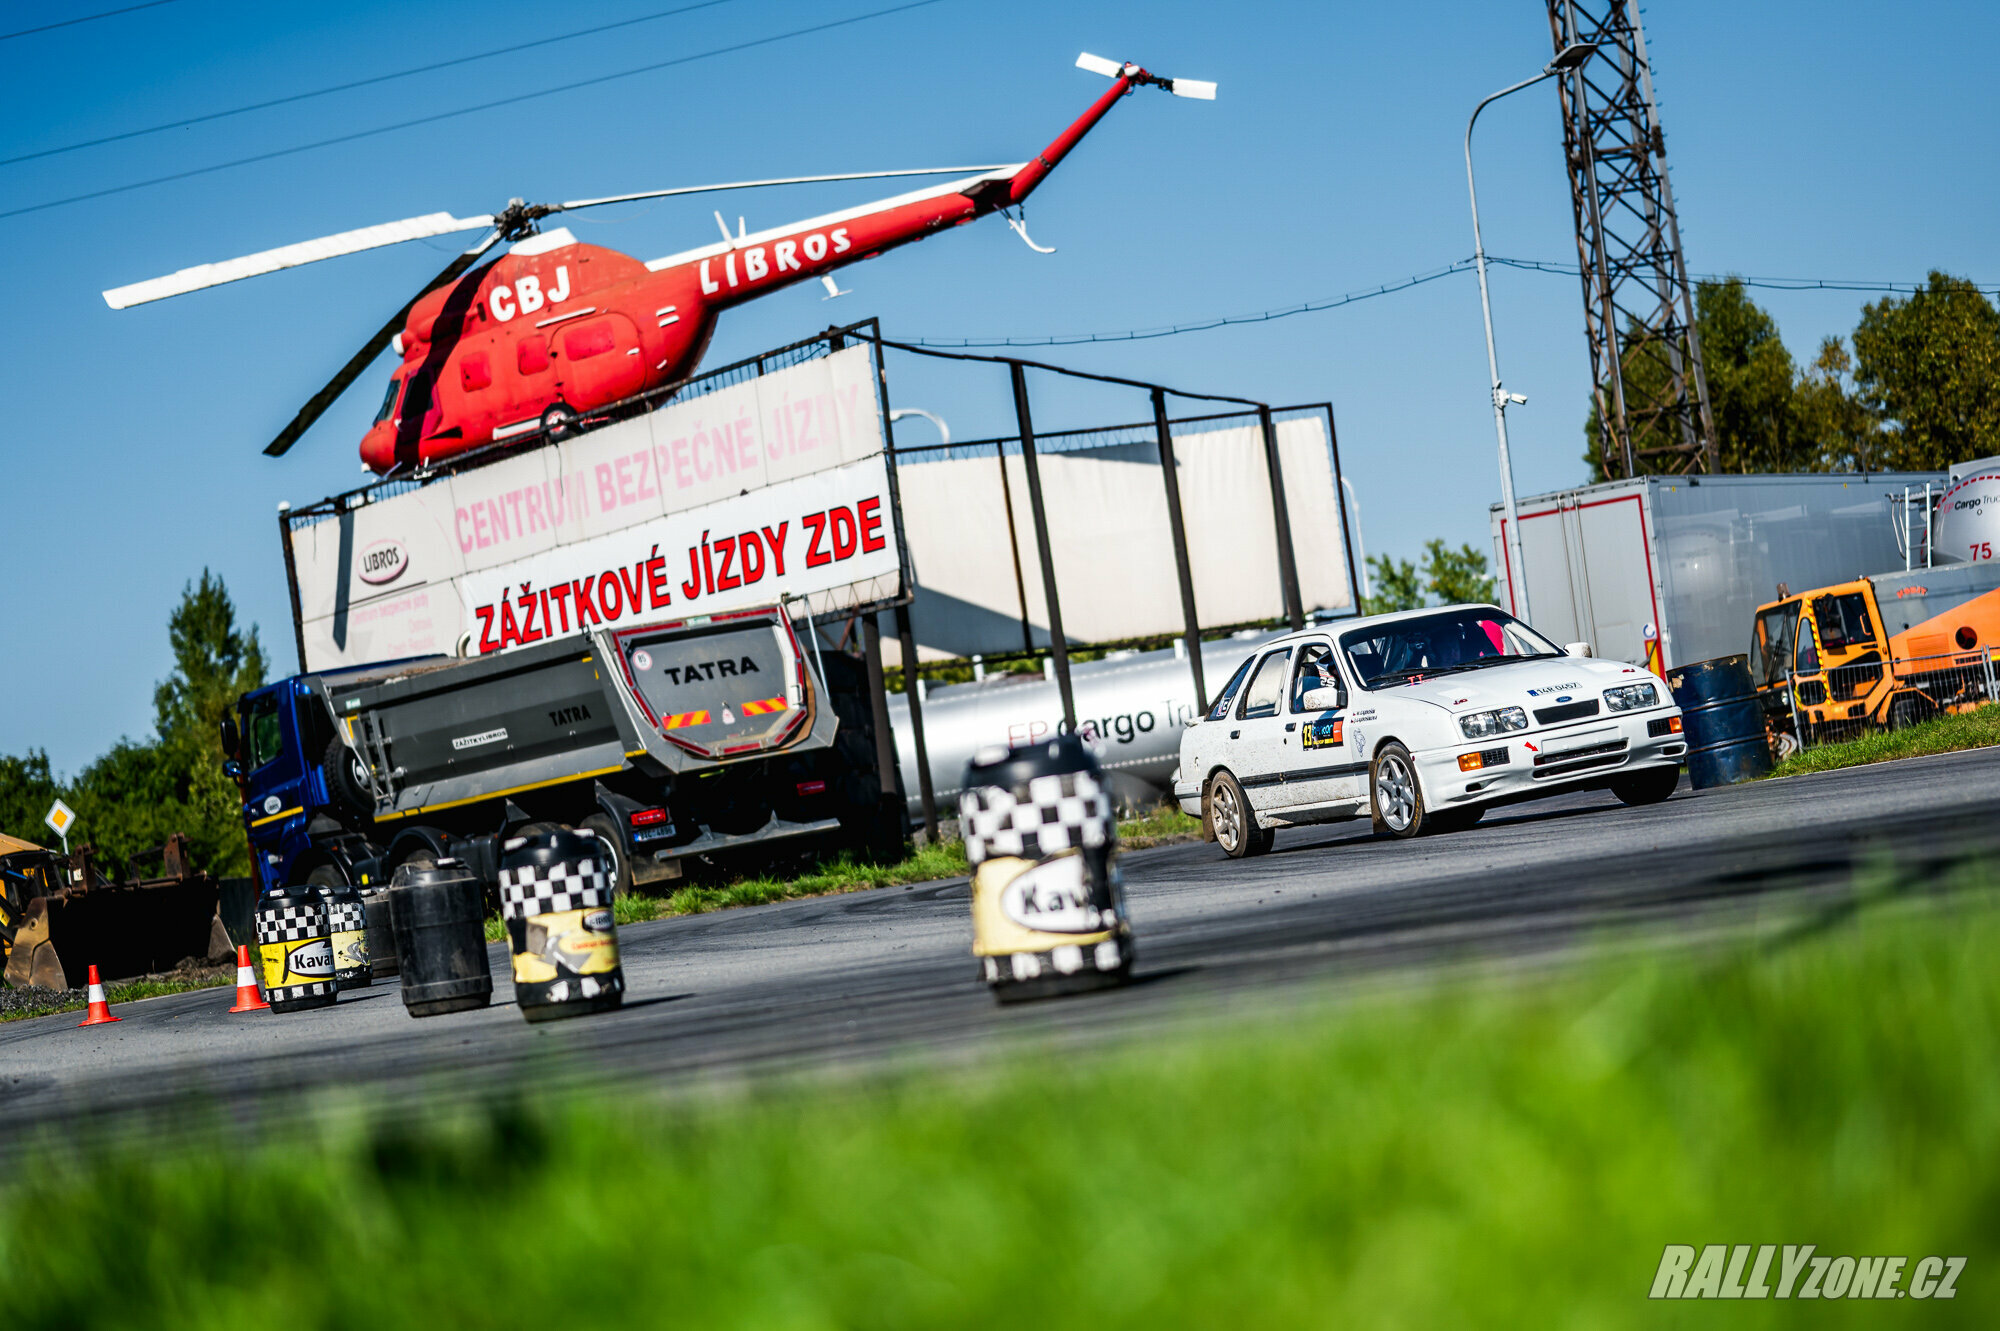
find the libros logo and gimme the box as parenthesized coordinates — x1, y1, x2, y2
(357, 538, 410, 586)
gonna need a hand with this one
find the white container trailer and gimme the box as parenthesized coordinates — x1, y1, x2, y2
(1489, 472, 1945, 670)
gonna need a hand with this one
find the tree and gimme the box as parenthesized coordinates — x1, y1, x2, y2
(0, 750, 61, 850)
(1364, 555, 1423, 615)
(0, 573, 265, 879)
(1423, 539, 1495, 606)
(1583, 278, 1883, 479)
(1852, 272, 2000, 471)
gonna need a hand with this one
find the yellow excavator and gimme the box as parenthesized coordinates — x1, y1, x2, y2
(1, 832, 230, 991)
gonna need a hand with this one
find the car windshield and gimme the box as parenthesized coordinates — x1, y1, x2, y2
(1340, 609, 1561, 688)
(1751, 603, 1798, 686)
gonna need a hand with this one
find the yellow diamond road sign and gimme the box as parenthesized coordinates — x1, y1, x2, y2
(45, 799, 76, 839)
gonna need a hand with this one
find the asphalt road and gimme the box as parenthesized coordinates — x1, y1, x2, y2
(7, 747, 2000, 1146)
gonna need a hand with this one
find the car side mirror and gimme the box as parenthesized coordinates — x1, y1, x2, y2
(222, 759, 243, 781)
(1564, 642, 1593, 657)
(1300, 686, 1345, 712)
(219, 714, 240, 758)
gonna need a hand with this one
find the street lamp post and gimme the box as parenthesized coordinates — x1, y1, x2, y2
(1464, 41, 1595, 625)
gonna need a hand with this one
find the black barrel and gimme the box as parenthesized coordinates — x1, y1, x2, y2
(253, 886, 338, 1012)
(1667, 654, 1773, 789)
(388, 859, 492, 1018)
(960, 733, 1132, 1002)
(317, 880, 373, 990)
(499, 829, 624, 1022)
(361, 887, 398, 977)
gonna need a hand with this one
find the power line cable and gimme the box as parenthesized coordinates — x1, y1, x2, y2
(908, 256, 2000, 348)
(2, 0, 737, 167)
(1, 0, 952, 222)
(1, 0, 174, 42)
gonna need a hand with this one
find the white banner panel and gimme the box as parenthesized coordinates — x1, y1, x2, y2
(892, 415, 1350, 663)
(292, 347, 897, 670)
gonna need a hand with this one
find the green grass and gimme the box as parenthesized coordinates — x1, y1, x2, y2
(8, 878, 1996, 1327)
(1768, 702, 2000, 779)
(0, 972, 231, 1023)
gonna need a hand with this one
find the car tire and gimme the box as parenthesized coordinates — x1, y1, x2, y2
(580, 813, 633, 895)
(1610, 765, 1680, 806)
(1369, 742, 1428, 839)
(321, 737, 372, 815)
(1206, 771, 1265, 859)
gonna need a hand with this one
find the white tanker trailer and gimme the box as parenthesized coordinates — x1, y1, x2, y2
(885, 630, 1291, 818)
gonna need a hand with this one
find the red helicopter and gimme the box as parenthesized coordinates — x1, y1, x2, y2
(104, 54, 1214, 475)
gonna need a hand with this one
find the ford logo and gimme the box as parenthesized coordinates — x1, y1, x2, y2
(356, 537, 410, 586)
(1556, 695, 1573, 703)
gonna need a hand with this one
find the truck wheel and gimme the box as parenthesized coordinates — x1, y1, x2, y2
(1206, 771, 1267, 859)
(304, 863, 348, 889)
(1610, 765, 1680, 806)
(1369, 743, 1427, 839)
(580, 814, 633, 895)
(1887, 696, 1930, 731)
(322, 737, 372, 815)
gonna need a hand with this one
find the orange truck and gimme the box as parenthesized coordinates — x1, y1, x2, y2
(1750, 559, 2000, 752)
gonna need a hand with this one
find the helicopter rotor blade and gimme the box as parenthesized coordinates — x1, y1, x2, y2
(549, 166, 1018, 214)
(1074, 51, 1217, 100)
(104, 212, 495, 310)
(263, 228, 503, 458)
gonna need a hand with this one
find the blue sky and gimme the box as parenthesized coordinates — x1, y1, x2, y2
(3, 0, 1995, 774)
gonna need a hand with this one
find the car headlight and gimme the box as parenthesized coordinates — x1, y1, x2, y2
(1459, 706, 1528, 739)
(1603, 681, 1660, 712)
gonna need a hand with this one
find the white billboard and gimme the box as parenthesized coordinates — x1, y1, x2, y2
(890, 415, 1353, 662)
(290, 347, 900, 670)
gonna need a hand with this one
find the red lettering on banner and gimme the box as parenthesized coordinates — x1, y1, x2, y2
(571, 578, 600, 626)
(740, 530, 765, 583)
(803, 510, 831, 567)
(618, 562, 645, 614)
(830, 505, 858, 560)
(550, 582, 573, 632)
(516, 588, 544, 644)
(499, 598, 522, 649)
(475, 604, 499, 653)
(599, 569, 623, 619)
(762, 523, 788, 575)
(713, 535, 741, 590)
(858, 496, 886, 552)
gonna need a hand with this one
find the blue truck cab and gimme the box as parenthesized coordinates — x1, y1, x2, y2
(227, 658, 437, 896)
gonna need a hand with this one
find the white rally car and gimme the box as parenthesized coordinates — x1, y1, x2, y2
(1173, 604, 1688, 855)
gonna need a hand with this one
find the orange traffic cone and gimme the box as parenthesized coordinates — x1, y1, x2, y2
(78, 964, 121, 1026)
(228, 943, 270, 1013)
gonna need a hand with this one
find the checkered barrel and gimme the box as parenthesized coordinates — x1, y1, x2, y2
(498, 829, 624, 1023)
(316, 880, 373, 990)
(959, 734, 1132, 1001)
(254, 885, 338, 1012)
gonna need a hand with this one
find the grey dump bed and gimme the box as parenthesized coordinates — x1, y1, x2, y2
(321, 608, 833, 822)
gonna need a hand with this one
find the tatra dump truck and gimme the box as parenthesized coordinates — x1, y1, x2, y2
(226, 605, 904, 897)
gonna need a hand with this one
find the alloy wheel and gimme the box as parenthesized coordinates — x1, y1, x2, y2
(1377, 754, 1416, 831)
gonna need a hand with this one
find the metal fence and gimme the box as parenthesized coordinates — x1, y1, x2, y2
(1788, 648, 2000, 748)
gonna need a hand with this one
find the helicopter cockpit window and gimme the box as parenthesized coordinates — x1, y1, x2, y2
(374, 376, 402, 424)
